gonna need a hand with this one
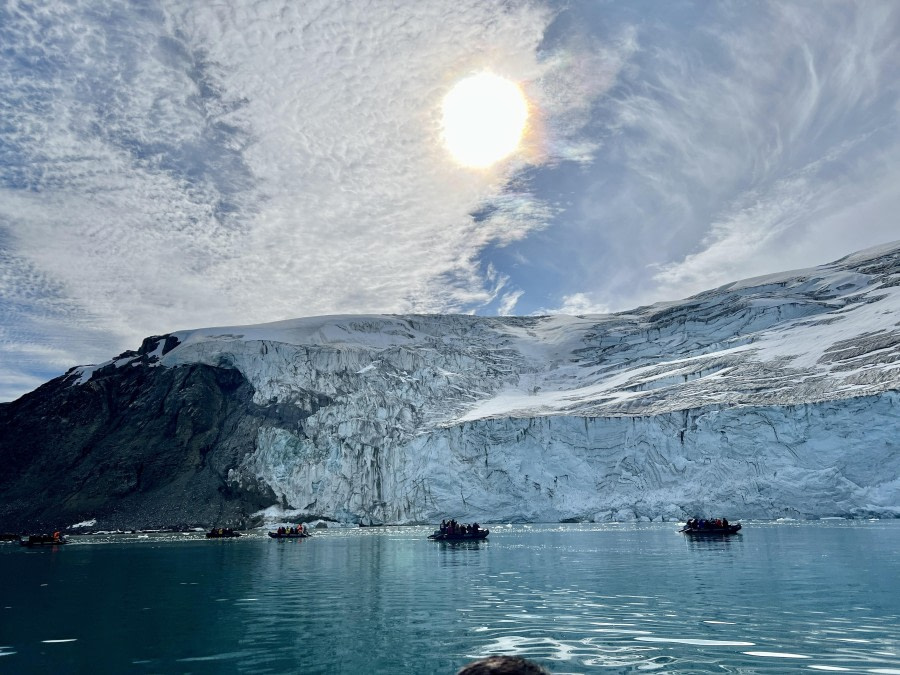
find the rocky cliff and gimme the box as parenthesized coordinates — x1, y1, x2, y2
(2, 243, 898, 530)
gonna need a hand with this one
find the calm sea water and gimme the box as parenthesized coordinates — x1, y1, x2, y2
(1, 521, 899, 674)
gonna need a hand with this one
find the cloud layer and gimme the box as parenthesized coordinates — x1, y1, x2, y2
(509, 0, 899, 313)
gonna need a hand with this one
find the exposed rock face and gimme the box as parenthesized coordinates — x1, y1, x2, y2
(1, 243, 899, 529)
(0, 351, 286, 531)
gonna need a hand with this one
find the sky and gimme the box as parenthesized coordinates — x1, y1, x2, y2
(1, 0, 899, 401)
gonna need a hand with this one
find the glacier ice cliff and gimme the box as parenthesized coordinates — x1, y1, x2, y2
(1, 243, 898, 529)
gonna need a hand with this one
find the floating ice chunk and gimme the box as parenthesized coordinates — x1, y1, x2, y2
(68, 519, 96, 529)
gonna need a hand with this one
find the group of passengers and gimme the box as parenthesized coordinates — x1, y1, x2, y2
(23, 532, 63, 544)
(439, 519, 482, 536)
(208, 527, 237, 536)
(686, 517, 729, 530)
(276, 525, 308, 536)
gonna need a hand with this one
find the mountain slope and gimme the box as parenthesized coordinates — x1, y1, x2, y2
(2, 242, 898, 529)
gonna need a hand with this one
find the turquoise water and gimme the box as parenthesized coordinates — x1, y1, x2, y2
(1, 521, 899, 673)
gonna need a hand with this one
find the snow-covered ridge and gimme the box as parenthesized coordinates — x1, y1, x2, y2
(70, 242, 900, 522)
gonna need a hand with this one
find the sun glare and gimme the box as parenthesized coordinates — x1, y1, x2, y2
(441, 72, 529, 169)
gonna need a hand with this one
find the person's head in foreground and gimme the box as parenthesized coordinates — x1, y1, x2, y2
(456, 655, 551, 674)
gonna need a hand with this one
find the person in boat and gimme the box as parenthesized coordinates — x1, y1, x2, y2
(687, 517, 732, 530)
(52, 531, 61, 542)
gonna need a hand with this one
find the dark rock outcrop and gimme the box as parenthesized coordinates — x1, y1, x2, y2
(0, 357, 281, 532)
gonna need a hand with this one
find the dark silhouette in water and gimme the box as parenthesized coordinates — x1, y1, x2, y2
(206, 527, 241, 538)
(680, 517, 741, 535)
(429, 518, 489, 541)
(20, 533, 66, 546)
(457, 656, 551, 674)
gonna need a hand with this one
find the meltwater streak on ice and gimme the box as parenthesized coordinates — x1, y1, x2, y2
(0, 523, 899, 673)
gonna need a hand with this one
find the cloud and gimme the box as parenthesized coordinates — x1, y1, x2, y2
(651, 140, 900, 296)
(538, 292, 610, 316)
(642, 2, 900, 301)
(497, 290, 524, 316)
(542, 0, 900, 311)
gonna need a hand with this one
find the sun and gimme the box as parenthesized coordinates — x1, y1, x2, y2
(441, 72, 529, 169)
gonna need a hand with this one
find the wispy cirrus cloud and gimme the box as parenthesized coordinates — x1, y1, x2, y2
(495, 0, 900, 313)
(643, 2, 900, 299)
(538, 292, 610, 316)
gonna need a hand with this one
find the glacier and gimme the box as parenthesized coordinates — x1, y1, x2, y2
(137, 242, 900, 524)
